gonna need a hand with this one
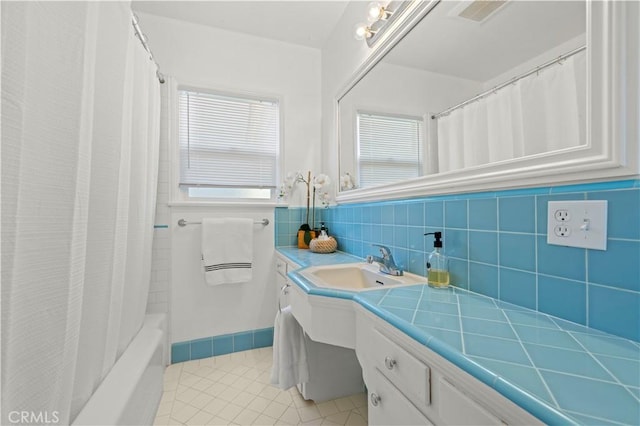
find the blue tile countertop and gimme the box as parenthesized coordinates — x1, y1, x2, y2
(277, 248, 640, 425)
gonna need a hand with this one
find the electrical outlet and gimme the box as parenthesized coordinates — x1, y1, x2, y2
(554, 225, 571, 237)
(547, 201, 608, 250)
(554, 209, 570, 222)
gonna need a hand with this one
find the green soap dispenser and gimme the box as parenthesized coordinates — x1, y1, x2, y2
(424, 232, 450, 288)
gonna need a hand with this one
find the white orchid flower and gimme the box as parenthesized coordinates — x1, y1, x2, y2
(313, 173, 330, 189)
(340, 173, 354, 190)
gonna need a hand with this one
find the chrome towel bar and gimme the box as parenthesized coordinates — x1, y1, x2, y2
(177, 218, 269, 227)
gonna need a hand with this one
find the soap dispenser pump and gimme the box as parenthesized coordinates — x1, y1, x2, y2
(424, 232, 450, 288)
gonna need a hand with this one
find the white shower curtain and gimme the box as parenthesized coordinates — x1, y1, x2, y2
(1, 1, 160, 424)
(437, 50, 586, 172)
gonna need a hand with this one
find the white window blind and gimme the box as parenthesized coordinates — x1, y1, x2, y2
(178, 89, 279, 191)
(357, 112, 423, 188)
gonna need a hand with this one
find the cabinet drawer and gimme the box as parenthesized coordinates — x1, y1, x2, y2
(368, 368, 433, 426)
(276, 259, 287, 277)
(438, 378, 502, 425)
(371, 328, 431, 406)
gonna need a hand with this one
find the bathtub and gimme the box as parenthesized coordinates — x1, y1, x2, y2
(72, 314, 167, 426)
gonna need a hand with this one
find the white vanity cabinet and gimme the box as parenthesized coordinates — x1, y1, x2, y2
(275, 254, 299, 309)
(356, 307, 542, 426)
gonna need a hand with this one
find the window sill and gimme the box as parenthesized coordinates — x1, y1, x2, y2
(168, 201, 288, 208)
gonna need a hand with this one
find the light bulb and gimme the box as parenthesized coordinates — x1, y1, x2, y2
(353, 23, 370, 41)
(367, 2, 384, 23)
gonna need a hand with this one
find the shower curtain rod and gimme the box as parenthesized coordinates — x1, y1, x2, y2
(132, 13, 165, 84)
(431, 45, 586, 120)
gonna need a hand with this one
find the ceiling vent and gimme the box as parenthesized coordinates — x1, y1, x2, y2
(457, 0, 507, 22)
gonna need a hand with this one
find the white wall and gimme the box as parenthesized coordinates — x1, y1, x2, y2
(320, 2, 373, 189)
(138, 12, 322, 343)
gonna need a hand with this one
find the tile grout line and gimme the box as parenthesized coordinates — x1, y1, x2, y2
(501, 311, 561, 409)
(559, 328, 640, 402)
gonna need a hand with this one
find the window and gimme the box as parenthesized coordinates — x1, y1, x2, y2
(178, 88, 280, 200)
(357, 111, 424, 188)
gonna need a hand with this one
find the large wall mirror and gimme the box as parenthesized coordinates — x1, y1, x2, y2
(336, 0, 635, 202)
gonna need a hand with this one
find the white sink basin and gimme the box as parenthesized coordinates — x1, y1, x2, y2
(301, 262, 426, 292)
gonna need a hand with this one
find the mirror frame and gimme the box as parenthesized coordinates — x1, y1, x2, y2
(336, 1, 639, 204)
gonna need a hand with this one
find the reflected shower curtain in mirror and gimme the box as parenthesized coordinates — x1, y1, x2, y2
(437, 50, 586, 173)
(1, 1, 160, 424)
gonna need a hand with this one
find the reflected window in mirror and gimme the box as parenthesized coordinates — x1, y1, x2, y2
(357, 111, 424, 188)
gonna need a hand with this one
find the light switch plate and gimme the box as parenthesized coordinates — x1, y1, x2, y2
(547, 201, 608, 250)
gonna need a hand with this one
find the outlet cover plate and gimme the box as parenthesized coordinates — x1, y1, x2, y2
(547, 200, 608, 250)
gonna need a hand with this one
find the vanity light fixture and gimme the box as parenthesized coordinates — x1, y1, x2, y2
(354, 1, 409, 47)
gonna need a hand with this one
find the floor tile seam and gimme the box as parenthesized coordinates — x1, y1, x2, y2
(501, 312, 561, 408)
(560, 332, 637, 397)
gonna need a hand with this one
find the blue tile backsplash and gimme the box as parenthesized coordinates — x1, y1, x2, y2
(275, 179, 640, 342)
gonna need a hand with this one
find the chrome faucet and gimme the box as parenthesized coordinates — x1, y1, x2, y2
(366, 244, 403, 276)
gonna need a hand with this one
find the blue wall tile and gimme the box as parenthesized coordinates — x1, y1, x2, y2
(393, 226, 408, 248)
(588, 239, 640, 292)
(449, 258, 469, 289)
(381, 205, 394, 224)
(394, 204, 408, 226)
(407, 227, 425, 252)
(589, 285, 640, 341)
(213, 335, 233, 356)
(407, 202, 424, 227)
(444, 229, 468, 260)
(500, 268, 537, 310)
(445, 200, 467, 228)
(469, 263, 499, 298)
(171, 342, 190, 363)
(425, 201, 444, 227)
(469, 231, 498, 265)
(190, 337, 213, 360)
(588, 189, 640, 239)
(500, 233, 536, 272)
(233, 332, 253, 352)
(538, 276, 586, 325)
(408, 250, 426, 276)
(469, 198, 497, 230)
(254, 328, 274, 348)
(280, 179, 640, 342)
(537, 237, 586, 281)
(499, 196, 536, 233)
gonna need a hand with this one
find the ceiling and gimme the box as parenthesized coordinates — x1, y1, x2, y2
(132, 1, 349, 49)
(384, 0, 586, 82)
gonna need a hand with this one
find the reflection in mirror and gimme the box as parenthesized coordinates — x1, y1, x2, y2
(338, 0, 586, 191)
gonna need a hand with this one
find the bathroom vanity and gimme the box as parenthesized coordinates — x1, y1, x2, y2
(276, 248, 640, 425)
(275, 253, 365, 402)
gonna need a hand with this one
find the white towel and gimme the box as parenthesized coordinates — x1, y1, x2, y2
(270, 306, 309, 390)
(201, 218, 253, 286)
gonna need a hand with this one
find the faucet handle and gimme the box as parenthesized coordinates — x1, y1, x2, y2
(371, 244, 391, 257)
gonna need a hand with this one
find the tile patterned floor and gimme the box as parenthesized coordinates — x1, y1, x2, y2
(154, 347, 368, 425)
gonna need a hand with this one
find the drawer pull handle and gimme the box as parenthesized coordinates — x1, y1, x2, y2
(370, 393, 381, 407)
(384, 356, 397, 370)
